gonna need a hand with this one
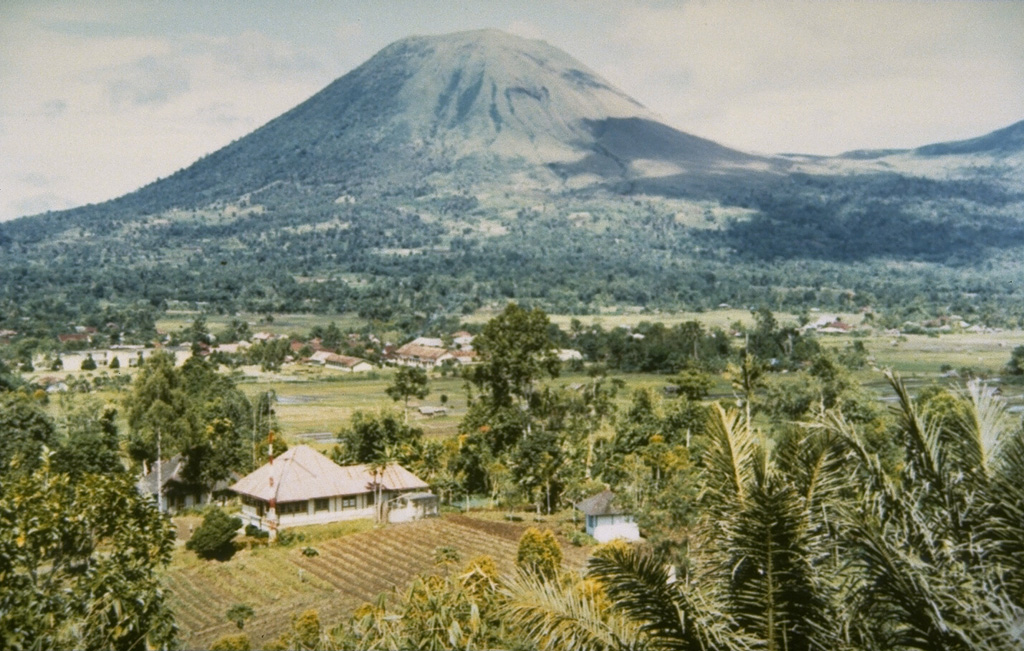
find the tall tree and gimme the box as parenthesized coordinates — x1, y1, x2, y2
(0, 393, 58, 478)
(385, 366, 430, 423)
(0, 459, 177, 650)
(465, 303, 560, 414)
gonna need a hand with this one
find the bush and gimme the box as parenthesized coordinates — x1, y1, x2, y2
(186, 507, 242, 560)
(244, 523, 269, 539)
(276, 529, 305, 546)
(301, 546, 319, 557)
(516, 527, 563, 579)
(210, 633, 251, 651)
(226, 603, 254, 630)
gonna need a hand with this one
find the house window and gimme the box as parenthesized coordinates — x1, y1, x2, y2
(278, 501, 306, 516)
(341, 496, 357, 509)
(314, 498, 329, 512)
(366, 492, 375, 506)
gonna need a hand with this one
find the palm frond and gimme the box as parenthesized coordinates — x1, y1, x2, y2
(886, 370, 946, 490)
(954, 379, 1012, 480)
(587, 544, 749, 651)
(727, 470, 836, 651)
(501, 568, 645, 651)
(702, 403, 756, 506)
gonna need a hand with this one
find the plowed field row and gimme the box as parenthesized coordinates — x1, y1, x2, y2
(166, 514, 586, 649)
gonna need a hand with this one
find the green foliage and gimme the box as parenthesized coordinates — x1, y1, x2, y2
(338, 555, 506, 650)
(433, 544, 461, 568)
(51, 400, 122, 477)
(673, 368, 714, 400)
(466, 303, 560, 411)
(225, 603, 255, 630)
(335, 409, 423, 465)
(210, 633, 252, 651)
(186, 507, 242, 561)
(1005, 344, 1024, 377)
(385, 365, 429, 419)
(0, 460, 176, 650)
(0, 392, 57, 477)
(516, 527, 563, 580)
(126, 352, 251, 485)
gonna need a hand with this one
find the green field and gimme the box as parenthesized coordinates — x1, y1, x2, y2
(165, 513, 588, 649)
(31, 312, 1024, 443)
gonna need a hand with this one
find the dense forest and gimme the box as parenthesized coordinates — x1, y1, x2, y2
(3, 164, 1024, 349)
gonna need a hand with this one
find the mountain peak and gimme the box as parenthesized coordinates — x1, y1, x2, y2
(89, 30, 763, 214)
(361, 28, 655, 159)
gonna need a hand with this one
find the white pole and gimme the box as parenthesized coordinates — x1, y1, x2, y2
(156, 428, 164, 514)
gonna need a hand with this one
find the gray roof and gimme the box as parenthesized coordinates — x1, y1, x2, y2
(575, 489, 629, 516)
(136, 455, 186, 496)
(231, 445, 429, 503)
(137, 455, 238, 495)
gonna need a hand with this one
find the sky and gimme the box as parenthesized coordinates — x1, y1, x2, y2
(1, 0, 1022, 222)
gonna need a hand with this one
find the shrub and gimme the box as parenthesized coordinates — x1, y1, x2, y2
(516, 527, 563, 579)
(186, 507, 242, 560)
(301, 546, 319, 557)
(210, 633, 251, 651)
(244, 523, 269, 539)
(226, 603, 254, 630)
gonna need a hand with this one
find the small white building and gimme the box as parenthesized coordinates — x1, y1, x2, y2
(556, 349, 583, 362)
(576, 489, 641, 543)
(230, 445, 435, 532)
(323, 353, 374, 373)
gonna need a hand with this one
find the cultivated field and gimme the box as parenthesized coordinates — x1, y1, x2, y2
(164, 514, 589, 649)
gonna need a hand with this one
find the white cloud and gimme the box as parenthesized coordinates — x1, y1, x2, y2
(590, 0, 1024, 153)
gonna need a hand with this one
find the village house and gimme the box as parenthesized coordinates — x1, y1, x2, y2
(137, 455, 237, 514)
(451, 331, 475, 349)
(393, 343, 454, 369)
(556, 349, 583, 362)
(323, 353, 374, 372)
(230, 445, 436, 532)
(305, 350, 373, 371)
(576, 489, 641, 543)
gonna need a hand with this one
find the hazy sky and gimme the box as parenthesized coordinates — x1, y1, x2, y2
(2, 0, 1022, 221)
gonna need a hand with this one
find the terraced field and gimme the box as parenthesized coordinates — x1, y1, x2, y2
(164, 514, 589, 649)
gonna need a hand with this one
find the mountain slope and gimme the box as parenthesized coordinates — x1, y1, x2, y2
(914, 119, 1024, 157)
(1, 30, 1023, 332)
(88, 29, 772, 216)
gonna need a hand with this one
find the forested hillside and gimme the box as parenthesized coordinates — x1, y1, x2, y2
(2, 30, 1023, 341)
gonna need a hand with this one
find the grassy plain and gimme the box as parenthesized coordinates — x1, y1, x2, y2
(41, 309, 1024, 439)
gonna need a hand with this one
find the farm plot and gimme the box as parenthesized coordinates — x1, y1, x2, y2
(165, 514, 588, 649)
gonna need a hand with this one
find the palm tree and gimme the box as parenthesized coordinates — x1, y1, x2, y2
(822, 372, 1024, 649)
(505, 376, 1024, 651)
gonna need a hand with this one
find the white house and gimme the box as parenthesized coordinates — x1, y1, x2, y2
(230, 445, 435, 533)
(576, 489, 641, 543)
(556, 349, 583, 362)
(409, 336, 445, 348)
(322, 353, 374, 373)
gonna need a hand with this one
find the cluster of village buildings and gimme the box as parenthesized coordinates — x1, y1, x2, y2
(137, 443, 639, 542)
(28, 331, 488, 379)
